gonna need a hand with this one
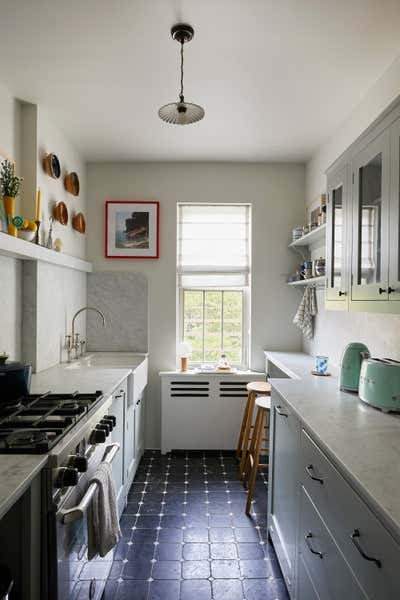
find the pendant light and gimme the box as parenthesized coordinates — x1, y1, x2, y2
(158, 23, 205, 125)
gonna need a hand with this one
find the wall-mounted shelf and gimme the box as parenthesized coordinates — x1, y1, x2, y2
(289, 224, 326, 248)
(287, 276, 326, 287)
(0, 232, 92, 273)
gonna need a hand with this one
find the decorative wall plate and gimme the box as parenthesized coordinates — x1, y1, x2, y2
(64, 172, 80, 196)
(53, 201, 68, 225)
(72, 212, 86, 234)
(43, 153, 61, 179)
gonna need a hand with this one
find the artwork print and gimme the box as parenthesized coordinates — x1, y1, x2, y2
(105, 201, 159, 258)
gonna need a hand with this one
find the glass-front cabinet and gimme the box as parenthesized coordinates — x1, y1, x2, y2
(389, 118, 400, 301)
(351, 129, 390, 301)
(326, 165, 349, 302)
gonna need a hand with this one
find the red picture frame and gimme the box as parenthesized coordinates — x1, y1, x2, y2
(105, 200, 160, 259)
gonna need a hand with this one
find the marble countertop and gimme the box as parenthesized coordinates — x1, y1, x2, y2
(0, 352, 148, 521)
(265, 350, 400, 542)
(0, 455, 47, 520)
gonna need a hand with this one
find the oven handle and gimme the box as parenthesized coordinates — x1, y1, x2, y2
(57, 443, 120, 524)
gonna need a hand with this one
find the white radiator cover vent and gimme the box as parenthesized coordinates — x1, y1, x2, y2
(160, 371, 266, 454)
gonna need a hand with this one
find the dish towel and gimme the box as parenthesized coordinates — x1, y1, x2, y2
(293, 286, 317, 340)
(87, 462, 121, 559)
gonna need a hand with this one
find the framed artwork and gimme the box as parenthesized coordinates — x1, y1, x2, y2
(105, 201, 160, 259)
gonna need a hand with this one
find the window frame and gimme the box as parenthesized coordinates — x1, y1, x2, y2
(179, 285, 250, 370)
(176, 202, 251, 370)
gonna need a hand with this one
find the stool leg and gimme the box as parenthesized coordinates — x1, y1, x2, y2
(242, 401, 260, 488)
(239, 392, 255, 481)
(246, 408, 265, 514)
(236, 391, 251, 459)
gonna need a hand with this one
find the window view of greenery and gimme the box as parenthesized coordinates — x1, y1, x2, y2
(183, 290, 243, 364)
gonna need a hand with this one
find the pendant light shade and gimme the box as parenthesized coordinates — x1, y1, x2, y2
(158, 24, 204, 125)
(158, 101, 205, 125)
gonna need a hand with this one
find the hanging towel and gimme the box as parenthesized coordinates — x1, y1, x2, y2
(293, 286, 317, 340)
(87, 462, 121, 559)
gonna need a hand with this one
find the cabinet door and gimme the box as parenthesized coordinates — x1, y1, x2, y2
(125, 396, 136, 482)
(268, 393, 300, 595)
(134, 393, 144, 461)
(351, 129, 390, 300)
(389, 118, 400, 301)
(326, 165, 349, 301)
(109, 387, 126, 516)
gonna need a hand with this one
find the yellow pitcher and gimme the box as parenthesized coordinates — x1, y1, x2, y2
(2, 196, 17, 236)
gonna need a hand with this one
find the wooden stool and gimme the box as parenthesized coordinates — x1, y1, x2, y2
(237, 381, 271, 482)
(243, 396, 271, 514)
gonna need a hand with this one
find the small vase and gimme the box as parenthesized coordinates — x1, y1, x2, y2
(2, 196, 17, 236)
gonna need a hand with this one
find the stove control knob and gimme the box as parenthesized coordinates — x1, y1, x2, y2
(96, 423, 110, 437)
(55, 467, 79, 488)
(89, 428, 106, 444)
(107, 415, 116, 427)
(101, 417, 114, 432)
(69, 454, 88, 473)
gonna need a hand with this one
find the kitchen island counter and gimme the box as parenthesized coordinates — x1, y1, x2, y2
(265, 350, 400, 542)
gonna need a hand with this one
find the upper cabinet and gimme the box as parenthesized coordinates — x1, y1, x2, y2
(326, 165, 350, 304)
(389, 118, 400, 302)
(326, 101, 400, 313)
(351, 129, 390, 301)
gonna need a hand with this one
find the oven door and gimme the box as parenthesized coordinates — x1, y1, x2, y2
(44, 443, 120, 600)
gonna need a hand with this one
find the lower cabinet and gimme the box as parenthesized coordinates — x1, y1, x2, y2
(109, 375, 147, 516)
(267, 391, 301, 596)
(268, 391, 400, 600)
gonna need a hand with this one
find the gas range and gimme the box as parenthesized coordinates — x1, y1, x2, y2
(0, 391, 104, 453)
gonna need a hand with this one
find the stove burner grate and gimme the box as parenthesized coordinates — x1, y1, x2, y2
(5, 429, 49, 448)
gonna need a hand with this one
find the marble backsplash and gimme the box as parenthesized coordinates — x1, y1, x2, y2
(87, 271, 148, 352)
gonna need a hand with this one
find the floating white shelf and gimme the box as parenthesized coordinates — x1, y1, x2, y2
(0, 232, 92, 273)
(289, 223, 326, 248)
(287, 276, 326, 287)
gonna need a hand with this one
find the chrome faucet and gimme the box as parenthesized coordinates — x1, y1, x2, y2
(65, 307, 106, 362)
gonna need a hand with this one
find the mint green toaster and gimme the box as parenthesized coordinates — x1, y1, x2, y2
(359, 358, 400, 412)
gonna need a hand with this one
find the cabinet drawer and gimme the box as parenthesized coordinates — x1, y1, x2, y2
(299, 486, 367, 600)
(297, 555, 320, 600)
(301, 429, 400, 599)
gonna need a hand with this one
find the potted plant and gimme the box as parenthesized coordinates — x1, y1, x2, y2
(0, 160, 23, 236)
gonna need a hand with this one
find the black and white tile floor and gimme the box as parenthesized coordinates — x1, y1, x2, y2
(103, 450, 289, 600)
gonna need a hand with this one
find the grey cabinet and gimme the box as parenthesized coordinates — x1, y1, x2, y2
(267, 391, 300, 596)
(326, 164, 351, 304)
(351, 129, 391, 301)
(389, 117, 400, 301)
(109, 383, 126, 516)
(325, 98, 400, 313)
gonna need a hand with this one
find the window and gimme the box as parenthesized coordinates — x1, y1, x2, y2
(177, 204, 251, 367)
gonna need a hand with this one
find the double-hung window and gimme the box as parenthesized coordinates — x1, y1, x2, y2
(177, 203, 251, 368)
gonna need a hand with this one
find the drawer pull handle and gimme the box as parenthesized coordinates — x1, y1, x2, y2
(350, 529, 382, 568)
(305, 532, 323, 559)
(275, 406, 288, 417)
(305, 464, 324, 485)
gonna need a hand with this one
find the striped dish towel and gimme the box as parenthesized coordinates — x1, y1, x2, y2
(293, 286, 317, 340)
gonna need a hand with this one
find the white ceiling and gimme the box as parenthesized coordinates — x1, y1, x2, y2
(1, 0, 400, 162)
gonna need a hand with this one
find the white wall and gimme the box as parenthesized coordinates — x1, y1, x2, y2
(87, 161, 305, 448)
(0, 82, 88, 368)
(305, 55, 400, 365)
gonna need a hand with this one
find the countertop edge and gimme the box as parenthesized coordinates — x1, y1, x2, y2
(0, 455, 48, 520)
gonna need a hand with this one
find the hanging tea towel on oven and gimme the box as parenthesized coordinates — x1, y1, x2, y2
(293, 286, 317, 340)
(87, 462, 121, 559)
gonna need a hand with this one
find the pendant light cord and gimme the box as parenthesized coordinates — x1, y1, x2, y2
(180, 41, 184, 103)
